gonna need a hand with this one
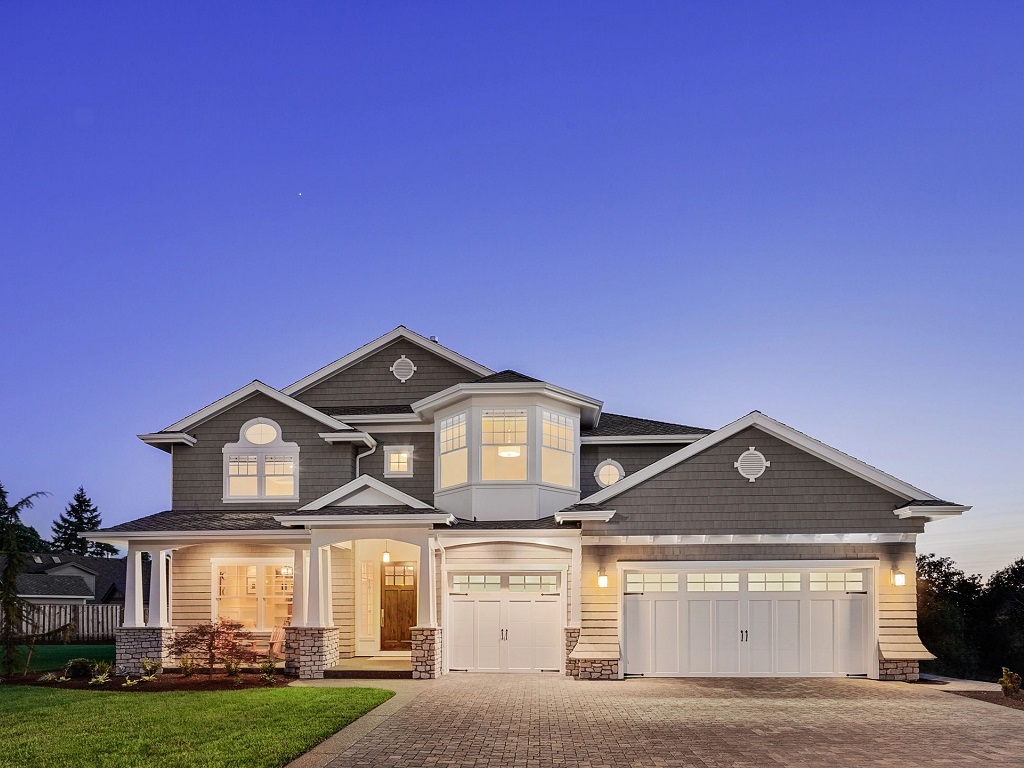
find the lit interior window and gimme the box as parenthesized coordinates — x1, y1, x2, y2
(595, 460, 625, 488)
(439, 413, 468, 488)
(541, 411, 574, 487)
(385, 446, 413, 477)
(216, 563, 293, 630)
(224, 418, 298, 500)
(244, 422, 278, 445)
(481, 409, 528, 481)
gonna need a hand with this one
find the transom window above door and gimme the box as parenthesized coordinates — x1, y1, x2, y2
(450, 573, 560, 593)
(625, 573, 679, 592)
(223, 418, 299, 501)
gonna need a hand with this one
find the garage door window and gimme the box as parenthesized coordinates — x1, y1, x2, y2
(626, 573, 679, 592)
(748, 572, 801, 592)
(453, 574, 501, 592)
(509, 575, 558, 593)
(809, 572, 864, 591)
(686, 573, 740, 592)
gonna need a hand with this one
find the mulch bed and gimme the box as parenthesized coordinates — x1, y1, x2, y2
(949, 690, 1024, 712)
(8, 673, 291, 692)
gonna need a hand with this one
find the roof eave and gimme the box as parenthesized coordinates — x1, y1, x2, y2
(894, 505, 971, 521)
(276, 514, 455, 527)
(412, 382, 604, 427)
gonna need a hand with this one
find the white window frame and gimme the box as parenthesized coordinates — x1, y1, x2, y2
(222, 417, 300, 502)
(541, 409, 576, 489)
(210, 557, 293, 631)
(594, 459, 626, 488)
(384, 445, 414, 478)
(437, 411, 469, 490)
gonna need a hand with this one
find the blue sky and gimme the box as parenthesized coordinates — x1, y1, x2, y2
(1, 3, 1021, 576)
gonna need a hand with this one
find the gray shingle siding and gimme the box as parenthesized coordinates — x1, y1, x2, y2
(582, 427, 922, 536)
(292, 339, 479, 410)
(171, 392, 356, 510)
(580, 444, 683, 498)
(362, 431, 435, 504)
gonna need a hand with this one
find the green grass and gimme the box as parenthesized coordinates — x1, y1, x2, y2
(16, 644, 115, 672)
(0, 685, 394, 768)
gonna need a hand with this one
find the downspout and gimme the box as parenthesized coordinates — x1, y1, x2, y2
(354, 440, 377, 477)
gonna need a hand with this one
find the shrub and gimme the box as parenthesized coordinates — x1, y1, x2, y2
(36, 672, 57, 682)
(998, 667, 1021, 698)
(223, 658, 242, 677)
(259, 658, 276, 685)
(140, 658, 161, 676)
(93, 660, 111, 676)
(166, 618, 256, 678)
(88, 670, 110, 686)
(121, 676, 140, 687)
(64, 658, 94, 679)
(179, 654, 196, 678)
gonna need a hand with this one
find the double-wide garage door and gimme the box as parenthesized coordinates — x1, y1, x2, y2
(448, 573, 563, 673)
(624, 567, 872, 677)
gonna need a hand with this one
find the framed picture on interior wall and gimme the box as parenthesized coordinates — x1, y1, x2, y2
(246, 575, 257, 594)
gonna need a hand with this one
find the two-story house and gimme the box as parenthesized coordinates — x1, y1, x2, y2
(88, 327, 968, 681)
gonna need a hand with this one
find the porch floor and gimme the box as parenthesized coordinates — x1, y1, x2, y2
(325, 656, 413, 679)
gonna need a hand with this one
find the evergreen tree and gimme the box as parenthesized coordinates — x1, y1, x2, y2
(0, 481, 49, 675)
(51, 487, 109, 555)
(12, 523, 52, 554)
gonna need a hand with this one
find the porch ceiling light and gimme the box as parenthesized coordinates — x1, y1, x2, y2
(597, 570, 609, 589)
(382, 541, 391, 564)
(892, 569, 906, 587)
(498, 445, 521, 458)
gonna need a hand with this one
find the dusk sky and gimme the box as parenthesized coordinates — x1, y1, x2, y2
(2, 3, 1022, 576)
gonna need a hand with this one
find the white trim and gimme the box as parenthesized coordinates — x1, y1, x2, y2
(437, 533, 579, 549)
(222, 417, 300, 503)
(282, 326, 494, 395)
(280, 514, 454, 526)
(352, 423, 434, 433)
(297, 475, 432, 511)
(82, 531, 311, 546)
(319, 431, 377, 447)
(581, 411, 941, 505)
(164, 380, 353, 433)
(581, 435, 705, 445)
(556, 509, 616, 523)
(138, 432, 197, 447)
(616, 559, 880, 570)
(210, 557, 294, 631)
(383, 445, 415, 478)
(594, 459, 626, 488)
(413, 382, 603, 428)
(583, 532, 916, 545)
(330, 414, 426, 426)
(895, 505, 971, 521)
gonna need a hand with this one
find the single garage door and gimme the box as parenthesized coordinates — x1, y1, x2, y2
(447, 573, 563, 673)
(624, 567, 872, 677)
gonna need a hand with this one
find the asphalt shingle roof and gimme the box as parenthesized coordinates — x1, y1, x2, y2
(101, 510, 284, 533)
(4, 552, 150, 605)
(282, 506, 443, 517)
(330, 405, 416, 416)
(475, 370, 543, 384)
(16, 573, 93, 598)
(583, 412, 712, 437)
(437, 515, 575, 530)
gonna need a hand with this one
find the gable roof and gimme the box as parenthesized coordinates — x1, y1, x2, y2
(297, 475, 432, 511)
(475, 370, 542, 384)
(581, 413, 713, 439)
(581, 411, 949, 506)
(5, 552, 148, 605)
(16, 573, 93, 599)
(282, 326, 494, 396)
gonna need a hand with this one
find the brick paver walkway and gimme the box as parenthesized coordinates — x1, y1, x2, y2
(328, 675, 1021, 767)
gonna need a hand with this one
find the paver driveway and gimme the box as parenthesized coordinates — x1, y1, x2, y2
(326, 675, 1021, 767)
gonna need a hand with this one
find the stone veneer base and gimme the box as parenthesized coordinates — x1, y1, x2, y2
(577, 658, 619, 680)
(284, 626, 342, 679)
(564, 628, 581, 678)
(411, 626, 441, 679)
(115, 626, 175, 675)
(879, 660, 920, 682)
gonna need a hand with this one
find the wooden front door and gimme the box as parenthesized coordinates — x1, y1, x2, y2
(381, 562, 417, 651)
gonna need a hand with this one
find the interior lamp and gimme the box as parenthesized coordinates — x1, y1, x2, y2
(498, 445, 522, 458)
(892, 569, 906, 587)
(382, 541, 391, 564)
(281, 565, 293, 577)
(597, 571, 609, 589)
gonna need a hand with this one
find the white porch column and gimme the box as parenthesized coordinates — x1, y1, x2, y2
(123, 547, 145, 628)
(306, 535, 334, 629)
(570, 540, 582, 627)
(291, 546, 309, 628)
(146, 549, 171, 627)
(319, 544, 334, 627)
(418, 537, 433, 627)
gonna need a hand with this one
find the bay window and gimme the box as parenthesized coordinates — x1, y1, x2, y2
(439, 412, 468, 488)
(481, 408, 528, 481)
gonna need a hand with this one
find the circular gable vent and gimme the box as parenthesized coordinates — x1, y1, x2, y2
(390, 355, 417, 383)
(734, 447, 770, 482)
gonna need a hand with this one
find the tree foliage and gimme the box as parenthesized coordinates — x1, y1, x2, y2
(0, 482, 49, 676)
(166, 619, 257, 677)
(50, 487, 117, 557)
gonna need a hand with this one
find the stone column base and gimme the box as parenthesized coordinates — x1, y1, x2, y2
(411, 626, 441, 679)
(879, 660, 920, 681)
(577, 658, 619, 680)
(115, 627, 175, 675)
(284, 627, 341, 679)
(564, 628, 581, 678)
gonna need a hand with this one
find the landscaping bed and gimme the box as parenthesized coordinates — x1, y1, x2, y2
(950, 690, 1024, 712)
(9, 672, 289, 692)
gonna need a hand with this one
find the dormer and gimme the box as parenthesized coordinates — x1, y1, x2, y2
(412, 371, 603, 521)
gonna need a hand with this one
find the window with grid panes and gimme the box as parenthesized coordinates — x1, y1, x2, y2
(439, 413, 468, 488)
(541, 410, 575, 487)
(481, 409, 528, 481)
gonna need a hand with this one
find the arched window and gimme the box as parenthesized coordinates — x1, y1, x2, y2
(594, 459, 625, 488)
(222, 418, 299, 501)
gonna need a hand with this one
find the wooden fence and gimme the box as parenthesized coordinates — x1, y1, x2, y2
(22, 604, 123, 642)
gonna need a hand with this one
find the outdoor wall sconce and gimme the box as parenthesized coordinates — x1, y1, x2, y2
(892, 568, 906, 587)
(597, 570, 609, 589)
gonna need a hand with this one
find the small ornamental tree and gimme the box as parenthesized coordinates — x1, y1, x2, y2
(166, 618, 257, 677)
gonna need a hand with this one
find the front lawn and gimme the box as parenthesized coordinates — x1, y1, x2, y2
(16, 644, 115, 672)
(0, 685, 394, 768)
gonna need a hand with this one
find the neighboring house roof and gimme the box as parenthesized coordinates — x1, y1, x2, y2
(16, 573, 93, 599)
(475, 370, 542, 384)
(282, 326, 495, 396)
(4, 552, 149, 605)
(581, 411, 963, 507)
(581, 413, 713, 438)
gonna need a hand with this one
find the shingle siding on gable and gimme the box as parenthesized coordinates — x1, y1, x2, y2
(293, 339, 479, 410)
(579, 444, 682, 498)
(171, 392, 356, 511)
(361, 431, 435, 504)
(583, 427, 922, 536)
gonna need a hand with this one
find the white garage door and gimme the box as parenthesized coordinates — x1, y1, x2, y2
(624, 568, 871, 677)
(447, 573, 563, 673)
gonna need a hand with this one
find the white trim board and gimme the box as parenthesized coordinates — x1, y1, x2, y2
(138, 432, 197, 448)
(297, 475, 432, 511)
(580, 411, 941, 505)
(616, 559, 880, 571)
(283, 326, 494, 395)
(162, 381, 355, 433)
(280, 514, 454, 526)
(584, 533, 917, 545)
(581, 435, 704, 445)
(412, 382, 603, 428)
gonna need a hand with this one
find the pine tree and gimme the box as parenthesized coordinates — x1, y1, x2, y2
(51, 487, 109, 555)
(0, 481, 49, 675)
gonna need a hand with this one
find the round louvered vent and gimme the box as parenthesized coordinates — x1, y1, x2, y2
(390, 355, 417, 382)
(734, 447, 770, 482)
